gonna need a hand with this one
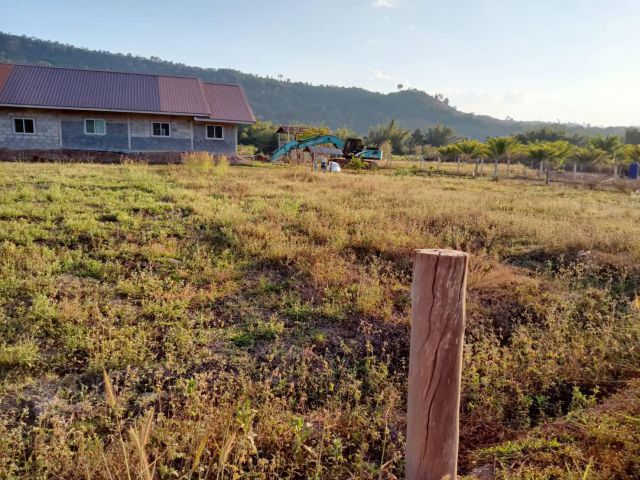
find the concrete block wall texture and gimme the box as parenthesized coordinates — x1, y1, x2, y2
(129, 115, 192, 139)
(0, 109, 60, 149)
(0, 109, 240, 154)
(129, 115, 194, 152)
(61, 121, 129, 151)
(193, 123, 237, 154)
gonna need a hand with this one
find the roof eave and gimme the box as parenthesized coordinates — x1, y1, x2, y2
(0, 103, 211, 117)
(193, 116, 255, 124)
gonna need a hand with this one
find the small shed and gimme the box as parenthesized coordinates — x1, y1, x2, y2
(305, 144, 343, 169)
(276, 125, 308, 147)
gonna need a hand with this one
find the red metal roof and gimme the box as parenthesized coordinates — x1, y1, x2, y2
(201, 83, 256, 124)
(158, 76, 209, 115)
(0, 63, 255, 123)
(0, 64, 13, 93)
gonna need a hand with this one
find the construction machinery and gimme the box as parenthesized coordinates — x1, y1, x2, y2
(270, 135, 382, 163)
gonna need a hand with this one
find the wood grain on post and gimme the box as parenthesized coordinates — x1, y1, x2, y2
(406, 249, 468, 480)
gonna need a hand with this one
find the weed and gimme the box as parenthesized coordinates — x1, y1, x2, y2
(0, 163, 638, 478)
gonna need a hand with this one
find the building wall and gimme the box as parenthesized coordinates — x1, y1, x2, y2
(0, 108, 61, 149)
(193, 123, 237, 154)
(0, 108, 240, 154)
(129, 115, 192, 152)
(60, 112, 129, 151)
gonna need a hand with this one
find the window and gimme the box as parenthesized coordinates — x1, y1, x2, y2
(206, 124, 224, 140)
(13, 118, 36, 135)
(85, 119, 106, 135)
(152, 122, 170, 137)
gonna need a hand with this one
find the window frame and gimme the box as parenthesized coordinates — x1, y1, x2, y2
(84, 118, 107, 136)
(12, 117, 37, 135)
(151, 121, 171, 138)
(205, 124, 224, 141)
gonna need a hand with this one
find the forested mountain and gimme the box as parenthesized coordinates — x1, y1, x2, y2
(0, 32, 626, 138)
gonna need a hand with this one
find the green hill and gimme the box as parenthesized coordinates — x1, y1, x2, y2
(0, 32, 626, 138)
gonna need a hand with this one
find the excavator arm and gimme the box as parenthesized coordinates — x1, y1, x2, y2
(271, 135, 346, 162)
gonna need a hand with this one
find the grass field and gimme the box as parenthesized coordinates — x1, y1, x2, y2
(0, 161, 639, 479)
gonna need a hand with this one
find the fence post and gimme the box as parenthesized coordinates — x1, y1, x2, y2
(406, 249, 468, 480)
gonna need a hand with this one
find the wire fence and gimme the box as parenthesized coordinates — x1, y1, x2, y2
(382, 158, 640, 192)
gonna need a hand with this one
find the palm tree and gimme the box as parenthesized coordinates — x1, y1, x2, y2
(526, 141, 555, 180)
(438, 144, 462, 174)
(589, 135, 623, 177)
(623, 144, 640, 164)
(453, 140, 486, 177)
(367, 119, 410, 155)
(437, 144, 459, 160)
(543, 141, 575, 184)
(548, 140, 575, 168)
(569, 146, 606, 176)
(485, 137, 521, 178)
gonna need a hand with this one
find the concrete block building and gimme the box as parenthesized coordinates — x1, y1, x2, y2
(0, 63, 255, 155)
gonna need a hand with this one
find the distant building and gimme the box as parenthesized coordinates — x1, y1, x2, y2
(276, 125, 309, 147)
(0, 63, 255, 155)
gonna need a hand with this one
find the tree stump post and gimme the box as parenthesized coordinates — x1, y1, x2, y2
(406, 249, 468, 480)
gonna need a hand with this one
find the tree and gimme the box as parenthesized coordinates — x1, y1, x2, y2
(366, 119, 410, 155)
(515, 128, 584, 146)
(334, 127, 357, 141)
(298, 125, 331, 140)
(624, 127, 640, 145)
(407, 129, 425, 150)
(526, 141, 555, 176)
(438, 144, 462, 174)
(569, 146, 606, 175)
(437, 144, 459, 161)
(526, 141, 574, 184)
(485, 137, 521, 178)
(453, 140, 485, 177)
(623, 144, 640, 164)
(589, 135, 623, 176)
(238, 120, 278, 153)
(424, 124, 456, 147)
(548, 140, 574, 167)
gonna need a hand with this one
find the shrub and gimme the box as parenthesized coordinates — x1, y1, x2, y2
(346, 157, 368, 170)
(182, 151, 213, 171)
(0, 340, 40, 370)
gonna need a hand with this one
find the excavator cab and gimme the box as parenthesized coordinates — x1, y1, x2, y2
(342, 138, 364, 157)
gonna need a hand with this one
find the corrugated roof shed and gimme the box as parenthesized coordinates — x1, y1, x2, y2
(0, 63, 255, 123)
(306, 145, 344, 156)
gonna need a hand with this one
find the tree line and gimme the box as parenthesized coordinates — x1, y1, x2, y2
(240, 120, 640, 177)
(431, 131, 640, 180)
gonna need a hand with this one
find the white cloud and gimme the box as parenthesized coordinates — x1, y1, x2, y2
(369, 68, 394, 82)
(372, 0, 396, 8)
(365, 68, 410, 92)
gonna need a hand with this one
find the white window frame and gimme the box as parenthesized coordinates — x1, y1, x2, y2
(151, 121, 171, 137)
(84, 118, 107, 136)
(205, 124, 224, 141)
(13, 117, 36, 135)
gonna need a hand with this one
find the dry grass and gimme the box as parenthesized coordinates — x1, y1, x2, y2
(0, 162, 638, 478)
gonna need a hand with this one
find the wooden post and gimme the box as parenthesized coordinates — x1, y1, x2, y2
(406, 249, 468, 480)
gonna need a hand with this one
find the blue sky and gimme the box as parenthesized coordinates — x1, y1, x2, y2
(1, 0, 638, 126)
